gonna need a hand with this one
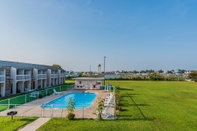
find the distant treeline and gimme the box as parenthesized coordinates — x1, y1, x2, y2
(106, 75, 185, 81)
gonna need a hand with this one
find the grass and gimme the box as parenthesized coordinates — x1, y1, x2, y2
(0, 116, 37, 131)
(38, 80, 197, 131)
(0, 106, 8, 112)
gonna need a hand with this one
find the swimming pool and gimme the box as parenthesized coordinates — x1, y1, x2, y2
(43, 92, 97, 109)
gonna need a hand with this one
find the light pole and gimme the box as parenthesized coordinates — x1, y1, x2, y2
(104, 56, 106, 85)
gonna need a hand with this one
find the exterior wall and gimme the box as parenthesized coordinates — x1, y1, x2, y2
(5, 80, 12, 95)
(33, 69, 48, 89)
(58, 70, 66, 85)
(47, 69, 51, 87)
(0, 68, 6, 97)
(10, 68, 32, 94)
(33, 68, 38, 89)
(2, 67, 11, 96)
(0, 69, 5, 83)
(74, 80, 102, 90)
(11, 67, 17, 94)
(0, 62, 66, 97)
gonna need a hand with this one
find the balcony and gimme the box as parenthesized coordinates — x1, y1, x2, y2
(0, 75, 5, 83)
(51, 74, 58, 78)
(60, 74, 65, 77)
(16, 75, 31, 81)
(38, 74, 47, 79)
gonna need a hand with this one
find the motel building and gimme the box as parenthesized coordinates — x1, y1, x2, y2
(0, 60, 66, 97)
(72, 77, 104, 90)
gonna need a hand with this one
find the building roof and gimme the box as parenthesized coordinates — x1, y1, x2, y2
(0, 60, 65, 71)
(72, 77, 104, 81)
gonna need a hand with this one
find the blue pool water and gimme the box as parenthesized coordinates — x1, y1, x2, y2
(43, 92, 97, 109)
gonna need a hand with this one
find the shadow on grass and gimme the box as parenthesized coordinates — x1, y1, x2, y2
(117, 114, 132, 117)
(117, 117, 155, 121)
(120, 109, 129, 111)
(120, 88, 134, 91)
(19, 118, 37, 121)
(122, 93, 140, 97)
(118, 91, 152, 121)
(127, 92, 147, 119)
(127, 104, 150, 106)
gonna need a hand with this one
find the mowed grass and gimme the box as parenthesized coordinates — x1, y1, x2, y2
(38, 81, 197, 131)
(0, 116, 37, 131)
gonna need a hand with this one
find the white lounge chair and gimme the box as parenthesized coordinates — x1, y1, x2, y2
(29, 91, 39, 98)
(102, 107, 112, 119)
(53, 89, 62, 95)
(104, 94, 113, 106)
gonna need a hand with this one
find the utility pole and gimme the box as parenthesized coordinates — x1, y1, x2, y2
(104, 56, 106, 85)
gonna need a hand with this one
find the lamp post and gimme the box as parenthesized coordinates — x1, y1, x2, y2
(104, 56, 106, 85)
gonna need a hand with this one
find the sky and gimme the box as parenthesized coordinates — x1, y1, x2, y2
(0, 0, 197, 72)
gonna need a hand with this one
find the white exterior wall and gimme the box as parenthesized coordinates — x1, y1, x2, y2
(0, 63, 66, 98)
(0, 69, 6, 97)
(58, 70, 66, 85)
(34, 69, 48, 89)
(47, 69, 51, 87)
(58, 70, 61, 85)
(74, 80, 102, 90)
(33, 68, 38, 89)
(11, 67, 17, 94)
(10, 68, 32, 93)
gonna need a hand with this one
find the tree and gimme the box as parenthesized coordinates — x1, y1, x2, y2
(140, 70, 146, 74)
(188, 71, 197, 82)
(66, 97, 76, 120)
(167, 70, 173, 74)
(93, 97, 105, 120)
(78, 72, 83, 77)
(53, 64, 61, 69)
(133, 70, 139, 74)
(158, 69, 164, 74)
(177, 69, 186, 74)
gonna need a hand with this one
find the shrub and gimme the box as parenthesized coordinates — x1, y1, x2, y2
(93, 97, 105, 120)
(67, 113, 75, 120)
(66, 97, 76, 120)
(39, 94, 43, 99)
(116, 106, 122, 111)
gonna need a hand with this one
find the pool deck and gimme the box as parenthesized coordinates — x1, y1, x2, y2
(0, 89, 115, 119)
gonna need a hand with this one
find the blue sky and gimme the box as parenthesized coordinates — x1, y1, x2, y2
(0, 0, 197, 71)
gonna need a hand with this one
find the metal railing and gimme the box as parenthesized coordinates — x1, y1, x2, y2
(16, 75, 31, 80)
(0, 102, 115, 119)
(0, 76, 5, 82)
(0, 85, 116, 119)
(60, 74, 65, 77)
(51, 74, 58, 78)
(0, 85, 69, 111)
(38, 74, 47, 79)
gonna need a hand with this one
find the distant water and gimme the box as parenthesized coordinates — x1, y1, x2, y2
(105, 74, 120, 78)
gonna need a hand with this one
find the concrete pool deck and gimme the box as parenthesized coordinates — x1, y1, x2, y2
(0, 89, 115, 119)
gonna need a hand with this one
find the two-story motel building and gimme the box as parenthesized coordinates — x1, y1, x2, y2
(0, 60, 66, 97)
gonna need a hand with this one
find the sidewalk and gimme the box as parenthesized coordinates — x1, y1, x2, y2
(19, 118, 50, 131)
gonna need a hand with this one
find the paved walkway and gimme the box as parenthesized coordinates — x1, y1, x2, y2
(19, 118, 50, 131)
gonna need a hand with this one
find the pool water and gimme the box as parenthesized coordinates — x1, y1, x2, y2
(43, 92, 97, 109)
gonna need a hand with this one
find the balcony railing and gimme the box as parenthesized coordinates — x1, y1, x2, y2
(51, 74, 58, 78)
(38, 74, 47, 79)
(60, 74, 65, 77)
(0, 75, 5, 82)
(16, 75, 31, 81)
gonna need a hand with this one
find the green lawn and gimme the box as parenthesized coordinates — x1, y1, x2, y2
(38, 81, 197, 131)
(0, 116, 37, 131)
